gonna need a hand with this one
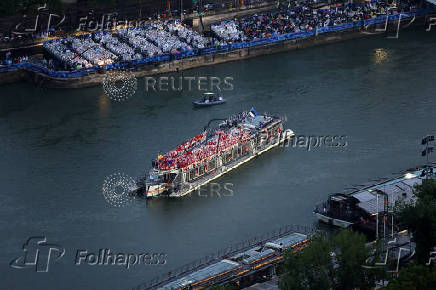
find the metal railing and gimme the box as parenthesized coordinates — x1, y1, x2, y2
(134, 224, 315, 290)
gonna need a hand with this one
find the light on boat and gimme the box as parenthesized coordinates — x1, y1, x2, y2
(404, 172, 416, 179)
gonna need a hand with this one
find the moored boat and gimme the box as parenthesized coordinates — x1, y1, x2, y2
(193, 92, 226, 107)
(313, 170, 426, 234)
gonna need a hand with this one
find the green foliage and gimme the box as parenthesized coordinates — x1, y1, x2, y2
(279, 229, 382, 290)
(210, 283, 233, 290)
(395, 179, 436, 263)
(386, 264, 436, 290)
(279, 230, 384, 289)
(333, 229, 372, 289)
(279, 234, 334, 290)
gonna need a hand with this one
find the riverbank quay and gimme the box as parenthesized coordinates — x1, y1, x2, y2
(314, 162, 436, 238)
(134, 225, 312, 290)
(0, 8, 435, 88)
(0, 0, 280, 51)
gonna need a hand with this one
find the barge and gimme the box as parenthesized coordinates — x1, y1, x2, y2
(313, 167, 434, 232)
(135, 109, 294, 198)
(136, 228, 310, 290)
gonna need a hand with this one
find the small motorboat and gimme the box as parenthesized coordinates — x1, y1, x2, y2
(193, 92, 226, 107)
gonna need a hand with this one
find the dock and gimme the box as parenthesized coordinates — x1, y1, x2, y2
(134, 225, 313, 290)
(314, 162, 436, 234)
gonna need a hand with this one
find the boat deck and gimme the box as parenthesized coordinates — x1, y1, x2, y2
(352, 171, 423, 215)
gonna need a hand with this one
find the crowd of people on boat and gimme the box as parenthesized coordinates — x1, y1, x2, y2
(158, 129, 250, 171)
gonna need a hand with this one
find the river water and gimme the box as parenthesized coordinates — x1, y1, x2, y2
(1, 26, 436, 289)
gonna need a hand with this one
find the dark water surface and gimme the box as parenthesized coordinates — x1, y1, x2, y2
(1, 27, 436, 289)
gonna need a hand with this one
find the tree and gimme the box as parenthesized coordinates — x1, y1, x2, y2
(386, 264, 436, 290)
(333, 229, 372, 289)
(279, 234, 334, 290)
(279, 229, 379, 290)
(395, 179, 436, 263)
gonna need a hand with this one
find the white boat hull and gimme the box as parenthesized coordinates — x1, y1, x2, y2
(315, 212, 354, 228)
(168, 129, 294, 197)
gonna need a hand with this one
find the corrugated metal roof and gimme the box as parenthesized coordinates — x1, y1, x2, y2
(353, 191, 374, 202)
(265, 233, 307, 250)
(159, 260, 240, 290)
(158, 231, 308, 289)
(231, 247, 276, 264)
(354, 176, 422, 214)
